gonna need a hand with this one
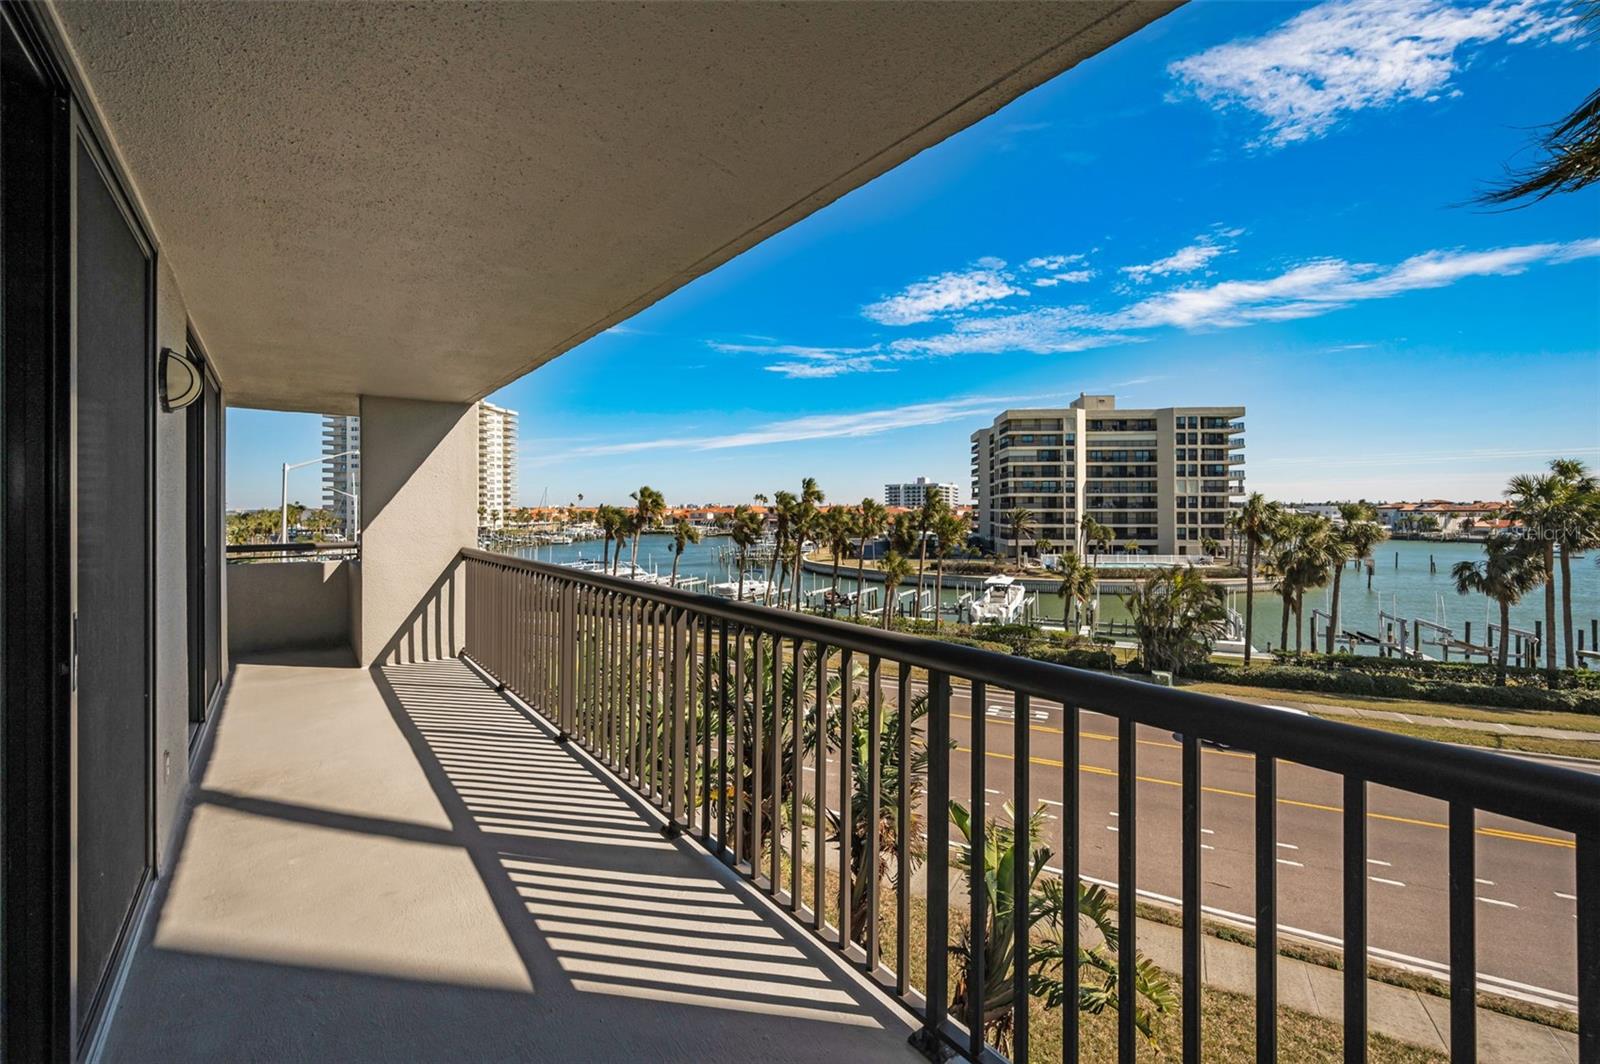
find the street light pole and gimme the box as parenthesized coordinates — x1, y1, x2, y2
(280, 450, 357, 544)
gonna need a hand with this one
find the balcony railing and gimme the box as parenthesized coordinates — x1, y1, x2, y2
(458, 548, 1599, 1064)
(226, 540, 360, 563)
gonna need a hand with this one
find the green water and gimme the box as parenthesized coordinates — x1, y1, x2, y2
(516, 536, 1598, 659)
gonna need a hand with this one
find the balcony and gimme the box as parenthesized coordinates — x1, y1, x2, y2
(104, 645, 918, 1062)
(108, 551, 1595, 1063)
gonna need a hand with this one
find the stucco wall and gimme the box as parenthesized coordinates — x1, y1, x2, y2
(227, 561, 353, 658)
(357, 396, 476, 665)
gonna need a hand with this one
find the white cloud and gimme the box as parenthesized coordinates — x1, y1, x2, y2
(1112, 238, 1600, 329)
(1024, 254, 1087, 271)
(725, 236, 1599, 377)
(527, 394, 1050, 463)
(890, 307, 1133, 356)
(1170, 0, 1579, 147)
(862, 262, 1027, 324)
(1121, 238, 1232, 282)
(1034, 270, 1095, 287)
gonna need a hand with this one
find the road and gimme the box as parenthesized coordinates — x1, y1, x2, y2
(793, 679, 1581, 1010)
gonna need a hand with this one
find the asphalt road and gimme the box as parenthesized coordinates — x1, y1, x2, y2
(794, 679, 1581, 1009)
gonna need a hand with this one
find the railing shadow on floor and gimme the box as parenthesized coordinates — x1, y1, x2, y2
(368, 658, 915, 1039)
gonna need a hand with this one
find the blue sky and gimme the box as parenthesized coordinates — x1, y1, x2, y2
(229, 0, 1600, 510)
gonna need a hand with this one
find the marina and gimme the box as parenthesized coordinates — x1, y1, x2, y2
(509, 534, 1600, 659)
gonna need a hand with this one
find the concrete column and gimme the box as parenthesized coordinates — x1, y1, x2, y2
(356, 395, 477, 665)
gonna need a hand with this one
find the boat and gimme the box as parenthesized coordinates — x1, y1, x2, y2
(966, 575, 1028, 624)
(708, 577, 776, 601)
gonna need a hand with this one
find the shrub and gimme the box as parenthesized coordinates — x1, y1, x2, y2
(1188, 661, 1600, 713)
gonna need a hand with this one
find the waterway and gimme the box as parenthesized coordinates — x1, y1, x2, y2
(507, 536, 1598, 659)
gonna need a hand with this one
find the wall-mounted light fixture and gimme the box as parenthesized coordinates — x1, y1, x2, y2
(159, 347, 202, 411)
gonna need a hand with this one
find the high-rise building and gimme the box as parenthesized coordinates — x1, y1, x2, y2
(884, 476, 961, 509)
(970, 393, 1244, 557)
(320, 415, 360, 540)
(478, 401, 518, 527)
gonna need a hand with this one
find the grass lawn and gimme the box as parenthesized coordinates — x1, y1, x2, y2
(1183, 682, 1600, 761)
(1185, 679, 1600, 734)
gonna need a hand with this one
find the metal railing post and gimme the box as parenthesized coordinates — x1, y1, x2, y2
(557, 580, 575, 741)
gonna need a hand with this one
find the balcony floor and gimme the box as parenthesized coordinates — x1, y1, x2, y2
(104, 652, 920, 1063)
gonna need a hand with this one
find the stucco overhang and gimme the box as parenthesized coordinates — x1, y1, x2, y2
(50, 1, 1175, 413)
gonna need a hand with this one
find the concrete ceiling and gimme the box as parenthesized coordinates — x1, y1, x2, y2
(51, 1, 1175, 414)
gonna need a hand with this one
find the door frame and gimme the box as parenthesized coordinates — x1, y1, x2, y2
(66, 99, 159, 1055)
(185, 329, 223, 735)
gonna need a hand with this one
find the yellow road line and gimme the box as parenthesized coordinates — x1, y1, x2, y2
(952, 709, 1256, 760)
(955, 745, 1575, 850)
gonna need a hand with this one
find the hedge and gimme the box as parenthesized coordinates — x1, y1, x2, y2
(1187, 661, 1600, 714)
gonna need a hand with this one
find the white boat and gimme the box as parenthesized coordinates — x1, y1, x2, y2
(967, 575, 1028, 624)
(708, 577, 775, 601)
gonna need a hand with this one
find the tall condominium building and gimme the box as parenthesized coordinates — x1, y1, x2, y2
(970, 393, 1244, 557)
(477, 401, 519, 526)
(320, 414, 360, 539)
(884, 476, 961, 509)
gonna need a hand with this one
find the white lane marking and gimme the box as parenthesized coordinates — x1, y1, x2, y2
(1475, 878, 1495, 886)
(1478, 897, 1518, 908)
(1276, 842, 1299, 851)
(1367, 858, 1391, 867)
(984, 788, 1002, 795)
(1109, 811, 1119, 818)
(1106, 825, 1119, 833)
(1201, 828, 1215, 836)
(1201, 844, 1215, 851)
(1031, 710, 1050, 722)
(1369, 877, 1406, 887)
(1044, 813, 1058, 820)
(1040, 799, 1064, 808)
(1036, 870, 1577, 1010)
(1277, 858, 1304, 868)
(1555, 891, 1577, 901)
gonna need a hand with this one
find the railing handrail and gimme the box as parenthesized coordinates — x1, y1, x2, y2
(227, 540, 358, 555)
(460, 547, 1600, 834)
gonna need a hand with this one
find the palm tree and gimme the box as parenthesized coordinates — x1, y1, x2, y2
(668, 517, 700, 588)
(628, 485, 665, 572)
(596, 504, 619, 571)
(728, 504, 762, 601)
(1080, 514, 1112, 568)
(1477, 4, 1600, 207)
(1121, 566, 1227, 675)
(792, 478, 825, 611)
(769, 490, 797, 607)
(879, 550, 913, 630)
(1235, 493, 1279, 665)
(1549, 458, 1599, 670)
(1452, 535, 1546, 685)
(854, 499, 888, 620)
(612, 510, 634, 574)
(1004, 507, 1035, 570)
(1056, 551, 1098, 631)
(820, 508, 855, 614)
(1507, 473, 1562, 682)
(930, 511, 968, 631)
(913, 492, 949, 621)
(1326, 502, 1387, 654)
